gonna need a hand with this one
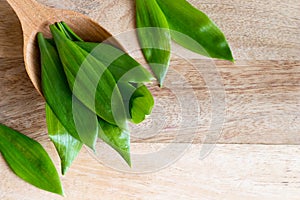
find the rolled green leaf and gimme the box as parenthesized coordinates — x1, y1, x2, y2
(46, 104, 82, 175)
(98, 119, 131, 166)
(129, 84, 154, 124)
(156, 0, 234, 61)
(136, 0, 171, 86)
(117, 83, 154, 124)
(76, 41, 154, 124)
(50, 25, 127, 129)
(38, 33, 99, 149)
(0, 124, 63, 195)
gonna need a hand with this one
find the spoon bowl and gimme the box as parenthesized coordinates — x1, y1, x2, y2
(7, 0, 120, 95)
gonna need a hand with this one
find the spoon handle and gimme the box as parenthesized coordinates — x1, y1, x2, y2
(6, 0, 46, 27)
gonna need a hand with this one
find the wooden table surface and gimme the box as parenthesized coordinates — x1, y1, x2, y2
(0, 0, 299, 199)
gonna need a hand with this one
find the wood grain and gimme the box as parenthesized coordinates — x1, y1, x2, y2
(1, 144, 300, 200)
(0, 1, 23, 58)
(0, 0, 300, 199)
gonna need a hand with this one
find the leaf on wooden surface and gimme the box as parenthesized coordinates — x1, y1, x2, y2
(156, 0, 234, 61)
(0, 124, 63, 195)
(136, 0, 171, 86)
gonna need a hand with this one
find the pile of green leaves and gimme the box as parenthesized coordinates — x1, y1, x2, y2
(40, 21, 154, 173)
(136, 0, 234, 86)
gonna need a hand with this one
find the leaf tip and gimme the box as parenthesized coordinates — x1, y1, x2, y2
(61, 166, 68, 176)
(227, 51, 235, 63)
(56, 186, 65, 197)
(121, 151, 131, 167)
(229, 56, 235, 63)
(155, 73, 166, 88)
(127, 158, 132, 168)
(158, 81, 164, 88)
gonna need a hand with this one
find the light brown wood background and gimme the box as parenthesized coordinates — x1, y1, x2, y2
(0, 0, 299, 199)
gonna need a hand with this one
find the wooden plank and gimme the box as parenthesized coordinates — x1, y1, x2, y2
(1, 143, 299, 200)
(0, 58, 45, 141)
(1, 58, 299, 144)
(0, 0, 23, 58)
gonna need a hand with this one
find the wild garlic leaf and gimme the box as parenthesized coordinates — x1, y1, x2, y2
(46, 104, 82, 175)
(129, 84, 154, 124)
(75, 41, 153, 83)
(98, 119, 131, 166)
(38, 33, 98, 150)
(136, 0, 171, 86)
(0, 124, 63, 195)
(156, 0, 234, 61)
(50, 25, 127, 129)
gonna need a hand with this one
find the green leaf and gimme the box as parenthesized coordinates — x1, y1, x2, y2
(136, 0, 171, 86)
(38, 33, 99, 149)
(75, 41, 154, 83)
(76, 41, 154, 124)
(46, 104, 82, 175)
(56, 21, 84, 42)
(98, 119, 131, 166)
(0, 124, 63, 195)
(156, 0, 234, 61)
(50, 25, 127, 129)
(117, 83, 154, 124)
(129, 84, 154, 124)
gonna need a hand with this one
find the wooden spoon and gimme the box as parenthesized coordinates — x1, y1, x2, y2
(7, 0, 120, 95)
